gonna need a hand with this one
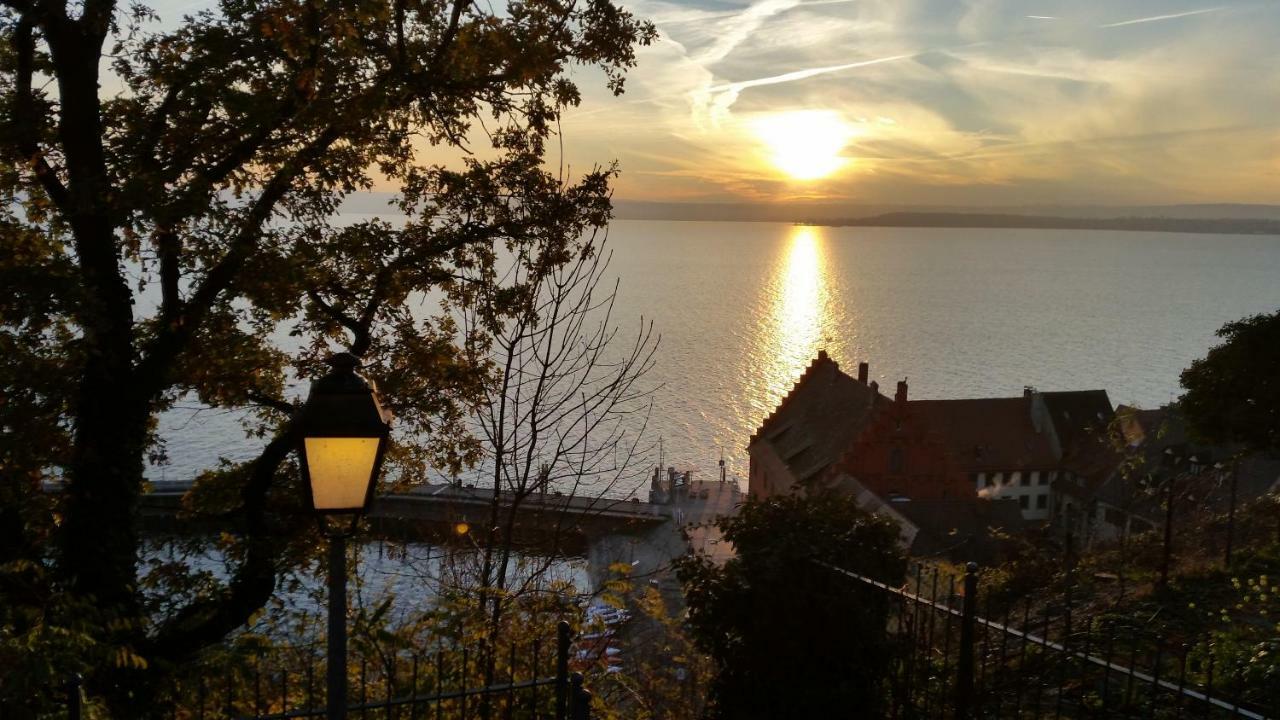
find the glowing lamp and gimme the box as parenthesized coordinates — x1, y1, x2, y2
(297, 353, 392, 516)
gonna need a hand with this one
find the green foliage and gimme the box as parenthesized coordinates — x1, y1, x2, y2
(588, 563, 711, 720)
(674, 490, 907, 719)
(1180, 309, 1280, 453)
(1, 0, 654, 712)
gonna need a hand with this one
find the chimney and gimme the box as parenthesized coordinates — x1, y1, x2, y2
(817, 349, 828, 361)
(858, 362, 869, 385)
(895, 379, 908, 404)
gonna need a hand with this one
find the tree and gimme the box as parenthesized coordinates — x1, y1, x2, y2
(431, 230, 659, 717)
(459, 229, 658, 617)
(673, 490, 906, 719)
(0, 0, 653, 712)
(1180, 309, 1280, 454)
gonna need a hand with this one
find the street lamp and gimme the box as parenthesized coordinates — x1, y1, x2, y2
(1217, 461, 1239, 566)
(297, 353, 393, 720)
(1158, 447, 1182, 590)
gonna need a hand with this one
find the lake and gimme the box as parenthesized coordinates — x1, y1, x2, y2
(154, 220, 1280, 488)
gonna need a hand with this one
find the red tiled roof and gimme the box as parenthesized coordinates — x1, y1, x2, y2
(750, 351, 886, 484)
(910, 397, 1058, 472)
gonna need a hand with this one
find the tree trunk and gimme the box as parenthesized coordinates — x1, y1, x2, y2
(46, 15, 153, 711)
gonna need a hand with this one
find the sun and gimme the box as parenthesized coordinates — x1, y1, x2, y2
(752, 110, 856, 181)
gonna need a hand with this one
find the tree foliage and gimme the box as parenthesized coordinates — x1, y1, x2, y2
(673, 491, 907, 719)
(0, 0, 653, 711)
(1179, 309, 1280, 454)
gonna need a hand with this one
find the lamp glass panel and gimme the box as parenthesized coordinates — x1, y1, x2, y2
(304, 437, 380, 511)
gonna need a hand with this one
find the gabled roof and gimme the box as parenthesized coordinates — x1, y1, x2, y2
(750, 351, 885, 484)
(911, 397, 1058, 471)
(1041, 390, 1114, 455)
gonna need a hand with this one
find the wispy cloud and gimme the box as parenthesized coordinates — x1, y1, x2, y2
(690, 0, 801, 65)
(1100, 6, 1224, 28)
(558, 0, 1280, 204)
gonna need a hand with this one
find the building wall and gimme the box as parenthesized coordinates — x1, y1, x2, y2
(831, 394, 971, 501)
(974, 469, 1057, 520)
(747, 439, 798, 500)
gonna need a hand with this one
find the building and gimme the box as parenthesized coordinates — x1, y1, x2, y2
(914, 388, 1116, 521)
(747, 352, 1026, 559)
(1059, 404, 1280, 546)
(749, 352, 1117, 524)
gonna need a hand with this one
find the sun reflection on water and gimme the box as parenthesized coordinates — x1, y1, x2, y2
(758, 225, 830, 406)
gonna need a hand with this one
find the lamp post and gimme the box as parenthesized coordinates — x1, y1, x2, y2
(1158, 447, 1181, 591)
(297, 353, 393, 720)
(1218, 461, 1239, 566)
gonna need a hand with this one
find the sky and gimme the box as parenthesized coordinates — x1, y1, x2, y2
(556, 0, 1280, 206)
(144, 0, 1280, 207)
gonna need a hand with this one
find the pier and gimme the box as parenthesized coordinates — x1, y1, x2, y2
(138, 467, 744, 591)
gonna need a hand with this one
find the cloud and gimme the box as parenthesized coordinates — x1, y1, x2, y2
(561, 0, 1280, 204)
(688, 0, 803, 65)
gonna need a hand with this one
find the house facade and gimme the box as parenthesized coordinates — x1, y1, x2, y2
(748, 352, 1117, 525)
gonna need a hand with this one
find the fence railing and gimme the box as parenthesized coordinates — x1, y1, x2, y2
(819, 560, 1274, 719)
(64, 621, 594, 720)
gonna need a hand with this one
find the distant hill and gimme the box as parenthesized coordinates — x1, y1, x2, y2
(612, 200, 1280, 225)
(334, 193, 1280, 231)
(819, 212, 1280, 236)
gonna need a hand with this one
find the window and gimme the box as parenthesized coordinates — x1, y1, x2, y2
(992, 472, 1004, 486)
(980, 473, 991, 488)
(1036, 494, 1048, 510)
(1034, 471, 1047, 485)
(1018, 472, 1030, 487)
(1019, 495, 1030, 510)
(889, 447, 904, 474)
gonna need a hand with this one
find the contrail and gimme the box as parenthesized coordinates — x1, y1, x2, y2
(562, 52, 913, 122)
(1100, 6, 1223, 27)
(705, 53, 914, 94)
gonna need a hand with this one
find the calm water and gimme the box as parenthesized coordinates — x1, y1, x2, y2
(154, 220, 1280, 487)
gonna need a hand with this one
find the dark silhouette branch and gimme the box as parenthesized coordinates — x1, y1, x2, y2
(146, 427, 297, 663)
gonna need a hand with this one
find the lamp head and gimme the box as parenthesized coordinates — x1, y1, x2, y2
(297, 353, 392, 517)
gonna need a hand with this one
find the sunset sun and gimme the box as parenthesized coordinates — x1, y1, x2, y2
(753, 110, 856, 181)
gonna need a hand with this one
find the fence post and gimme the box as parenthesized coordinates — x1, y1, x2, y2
(570, 672, 592, 720)
(955, 562, 978, 720)
(67, 674, 82, 720)
(556, 621, 571, 720)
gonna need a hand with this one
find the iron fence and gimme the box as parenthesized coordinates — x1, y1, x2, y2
(819, 561, 1274, 719)
(62, 621, 593, 720)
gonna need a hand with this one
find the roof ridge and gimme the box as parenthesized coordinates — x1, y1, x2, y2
(750, 350, 840, 443)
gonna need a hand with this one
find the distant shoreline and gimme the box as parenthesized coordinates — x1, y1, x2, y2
(794, 212, 1280, 236)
